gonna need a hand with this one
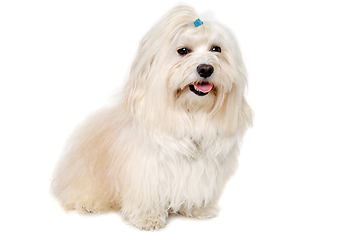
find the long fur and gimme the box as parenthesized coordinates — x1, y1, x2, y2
(52, 5, 253, 230)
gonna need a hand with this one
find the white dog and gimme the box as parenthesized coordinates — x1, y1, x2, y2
(52, 5, 253, 230)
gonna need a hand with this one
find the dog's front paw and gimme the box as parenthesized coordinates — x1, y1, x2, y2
(180, 205, 219, 219)
(130, 213, 168, 231)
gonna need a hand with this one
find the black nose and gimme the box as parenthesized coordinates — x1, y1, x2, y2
(197, 64, 214, 78)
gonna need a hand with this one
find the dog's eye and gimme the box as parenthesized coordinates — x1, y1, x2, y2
(210, 46, 221, 53)
(177, 48, 191, 56)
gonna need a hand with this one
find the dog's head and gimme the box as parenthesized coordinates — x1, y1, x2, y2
(125, 6, 252, 135)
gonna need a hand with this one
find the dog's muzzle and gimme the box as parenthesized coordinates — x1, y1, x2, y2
(189, 64, 214, 96)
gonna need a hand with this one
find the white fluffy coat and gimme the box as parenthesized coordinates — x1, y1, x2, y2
(52, 6, 253, 230)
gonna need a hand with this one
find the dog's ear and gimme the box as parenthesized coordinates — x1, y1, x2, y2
(213, 48, 253, 135)
(123, 38, 156, 125)
(124, 32, 173, 130)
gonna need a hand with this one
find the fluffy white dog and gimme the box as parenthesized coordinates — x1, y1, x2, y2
(52, 5, 253, 230)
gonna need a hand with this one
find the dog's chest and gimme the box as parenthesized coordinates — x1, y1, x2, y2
(155, 132, 233, 162)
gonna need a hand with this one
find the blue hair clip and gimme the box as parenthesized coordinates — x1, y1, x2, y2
(193, 18, 203, 27)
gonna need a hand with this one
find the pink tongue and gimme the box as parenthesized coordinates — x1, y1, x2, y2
(194, 82, 213, 93)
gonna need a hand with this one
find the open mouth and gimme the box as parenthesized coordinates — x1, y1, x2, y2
(189, 81, 213, 96)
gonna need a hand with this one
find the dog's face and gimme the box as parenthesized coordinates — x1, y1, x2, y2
(164, 23, 246, 112)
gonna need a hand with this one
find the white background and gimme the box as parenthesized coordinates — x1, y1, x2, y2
(1, 0, 360, 239)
